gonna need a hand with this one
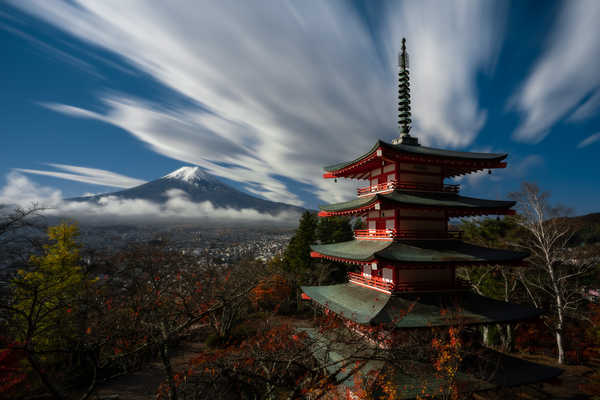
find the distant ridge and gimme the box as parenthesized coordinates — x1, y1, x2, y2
(69, 166, 305, 216)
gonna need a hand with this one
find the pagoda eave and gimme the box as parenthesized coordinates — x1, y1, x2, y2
(319, 205, 516, 218)
(311, 251, 527, 269)
(323, 140, 509, 179)
(301, 283, 543, 328)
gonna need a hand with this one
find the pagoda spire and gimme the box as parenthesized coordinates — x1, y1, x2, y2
(392, 38, 419, 146)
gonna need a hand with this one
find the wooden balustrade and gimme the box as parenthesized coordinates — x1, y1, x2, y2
(357, 181, 460, 196)
(347, 272, 470, 293)
(347, 272, 394, 293)
(354, 229, 463, 240)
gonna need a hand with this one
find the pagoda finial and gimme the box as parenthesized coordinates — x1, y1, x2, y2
(392, 38, 419, 146)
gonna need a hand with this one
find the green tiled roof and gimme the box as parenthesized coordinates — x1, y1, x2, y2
(301, 283, 541, 328)
(310, 239, 528, 263)
(301, 327, 562, 398)
(324, 140, 508, 172)
(319, 190, 515, 212)
(311, 239, 390, 261)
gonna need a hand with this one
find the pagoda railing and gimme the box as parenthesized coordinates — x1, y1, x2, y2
(348, 272, 470, 293)
(354, 229, 463, 240)
(347, 272, 394, 293)
(357, 181, 460, 196)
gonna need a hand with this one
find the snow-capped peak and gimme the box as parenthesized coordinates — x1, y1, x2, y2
(163, 166, 214, 183)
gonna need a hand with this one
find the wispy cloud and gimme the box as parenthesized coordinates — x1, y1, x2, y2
(577, 132, 600, 149)
(0, 172, 299, 225)
(382, 1, 507, 148)
(15, 163, 146, 188)
(10, 1, 507, 206)
(511, 0, 600, 143)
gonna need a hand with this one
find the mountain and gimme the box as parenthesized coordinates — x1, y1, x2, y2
(69, 166, 306, 216)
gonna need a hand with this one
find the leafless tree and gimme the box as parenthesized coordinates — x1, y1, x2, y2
(510, 182, 594, 364)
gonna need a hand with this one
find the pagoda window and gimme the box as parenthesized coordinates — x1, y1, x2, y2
(385, 219, 395, 230)
(362, 264, 371, 278)
(382, 267, 394, 283)
(368, 220, 377, 231)
(380, 210, 395, 218)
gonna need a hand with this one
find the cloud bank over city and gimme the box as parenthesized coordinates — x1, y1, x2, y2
(0, 172, 299, 225)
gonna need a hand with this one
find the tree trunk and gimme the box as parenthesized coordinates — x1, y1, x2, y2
(556, 330, 565, 364)
(504, 324, 514, 353)
(26, 349, 66, 400)
(159, 324, 178, 400)
(482, 326, 492, 347)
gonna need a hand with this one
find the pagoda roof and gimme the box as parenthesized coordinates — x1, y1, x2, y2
(319, 190, 515, 215)
(302, 327, 562, 398)
(310, 239, 528, 265)
(301, 283, 540, 328)
(324, 140, 507, 173)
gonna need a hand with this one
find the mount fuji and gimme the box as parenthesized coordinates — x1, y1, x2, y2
(69, 166, 306, 216)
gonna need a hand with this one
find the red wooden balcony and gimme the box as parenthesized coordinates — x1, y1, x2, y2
(357, 181, 460, 196)
(353, 229, 396, 240)
(347, 272, 394, 293)
(354, 229, 463, 240)
(348, 272, 470, 294)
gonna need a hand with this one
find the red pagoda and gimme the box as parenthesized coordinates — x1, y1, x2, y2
(301, 39, 561, 397)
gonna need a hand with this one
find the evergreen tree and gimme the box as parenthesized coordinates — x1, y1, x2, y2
(284, 211, 318, 284)
(316, 216, 354, 244)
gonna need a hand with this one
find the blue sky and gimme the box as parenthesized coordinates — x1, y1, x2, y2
(1, 0, 599, 217)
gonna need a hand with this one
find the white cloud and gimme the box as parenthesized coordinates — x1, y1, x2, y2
(569, 91, 600, 122)
(0, 172, 299, 225)
(10, 1, 507, 206)
(382, 1, 507, 148)
(577, 132, 600, 149)
(15, 163, 146, 188)
(511, 0, 600, 143)
(0, 172, 63, 207)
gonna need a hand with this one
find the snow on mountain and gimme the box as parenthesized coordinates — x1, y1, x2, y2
(162, 166, 218, 184)
(68, 166, 305, 216)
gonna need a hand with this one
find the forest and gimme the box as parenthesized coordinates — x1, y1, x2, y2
(1, 183, 599, 399)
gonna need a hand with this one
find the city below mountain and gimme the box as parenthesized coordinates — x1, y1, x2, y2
(69, 166, 306, 216)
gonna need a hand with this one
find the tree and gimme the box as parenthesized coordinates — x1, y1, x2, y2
(2, 222, 97, 400)
(510, 182, 595, 364)
(99, 243, 265, 400)
(284, 211, 318, 279)
(316, 216, 353, 244)
(0, 204, 45, 269)
(458, 216, 525, 350)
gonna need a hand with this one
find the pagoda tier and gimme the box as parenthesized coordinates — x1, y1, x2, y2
(309, 239, 527, 294)
(318, 190, 516, 218)
(310, 239, 527, 265)
(301, 283, 540, 328)
(322, 140, 507, 180)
